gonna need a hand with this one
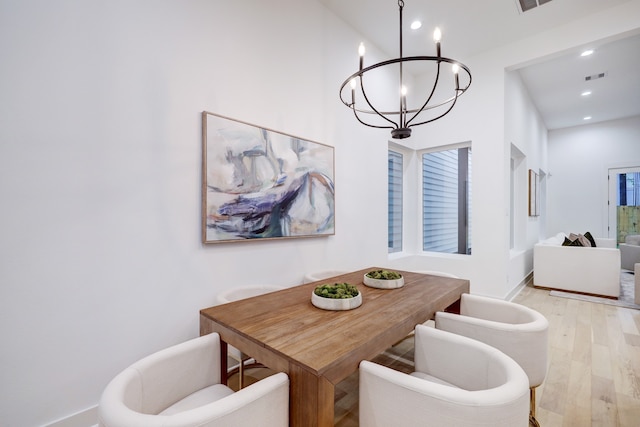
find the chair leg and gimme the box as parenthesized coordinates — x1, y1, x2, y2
(238, 352, 245, 389)
(529, 387, 540, 427)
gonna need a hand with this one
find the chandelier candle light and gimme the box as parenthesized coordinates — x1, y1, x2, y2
(340, 0, 472, 139)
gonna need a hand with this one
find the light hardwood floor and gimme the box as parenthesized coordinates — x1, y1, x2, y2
(232, 284, 640, 426)
(513, 284, 640, 426)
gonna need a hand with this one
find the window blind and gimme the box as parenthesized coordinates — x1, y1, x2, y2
(388, 150, 403, 253)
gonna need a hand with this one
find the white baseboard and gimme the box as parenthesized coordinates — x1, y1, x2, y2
(46, 405, 97, 427)
(507, 271, 533, 301)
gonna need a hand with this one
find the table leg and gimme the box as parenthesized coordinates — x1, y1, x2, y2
(219, 340, 228, 385)
(444, 298, 462, 314)
(289, 364, 335, 427)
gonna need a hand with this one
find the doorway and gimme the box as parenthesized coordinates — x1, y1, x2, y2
(608, 167, 640, 242)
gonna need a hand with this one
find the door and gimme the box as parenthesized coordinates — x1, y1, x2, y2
(608, 167, 640, 242)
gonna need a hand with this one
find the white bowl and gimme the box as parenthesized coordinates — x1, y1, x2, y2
(311, 292, 362, 311)
(363, 274, 404, 289)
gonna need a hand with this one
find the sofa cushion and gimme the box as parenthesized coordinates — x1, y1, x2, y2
(625, 234, 640, 246)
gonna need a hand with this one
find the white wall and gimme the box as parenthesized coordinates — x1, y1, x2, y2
(0, 1, 388, 425)
(503, 69, 549, 290)
(547, 115, 640, 237)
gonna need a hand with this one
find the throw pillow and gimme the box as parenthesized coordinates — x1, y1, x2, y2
(584, 231, 597, 247)
(576, 234, 591, 247)
(562, 236, 583, 246)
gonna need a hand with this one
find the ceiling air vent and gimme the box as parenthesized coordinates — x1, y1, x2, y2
(517, 0, 553, 13)
(585, 72, 606, 81)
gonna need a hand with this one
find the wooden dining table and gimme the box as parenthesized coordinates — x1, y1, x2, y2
(200, 267, 469, 427)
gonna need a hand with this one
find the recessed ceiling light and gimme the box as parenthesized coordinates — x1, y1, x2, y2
(583, 116, 592, 120)
(581, 91, 592, 96)
(581, 49, 594, 57)
(410, 20, 422, 30)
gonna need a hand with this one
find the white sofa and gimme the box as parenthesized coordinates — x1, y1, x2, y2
(533, 232, 621, 298)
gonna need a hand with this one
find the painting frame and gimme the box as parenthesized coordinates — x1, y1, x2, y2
(201, 111, 335, 244)
(535, 172, 541, 217)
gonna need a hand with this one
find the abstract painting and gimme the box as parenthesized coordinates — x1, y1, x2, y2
(202, 112, 335, 243)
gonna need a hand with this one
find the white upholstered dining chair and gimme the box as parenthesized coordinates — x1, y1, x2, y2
(216, 285, 284, 388)
(98, 333, 289, 427)
(359, 324, 530, 427)
(435, 293, 549, 427)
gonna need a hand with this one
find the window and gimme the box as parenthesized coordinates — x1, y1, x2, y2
(619, 172, 640, 206)
(422, 147, 471, 254)
(388, 150, 403, 253)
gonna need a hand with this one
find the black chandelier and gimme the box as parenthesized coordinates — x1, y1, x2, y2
(339, 0, 472, 139)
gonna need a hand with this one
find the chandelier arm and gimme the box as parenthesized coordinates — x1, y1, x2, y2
(350, 107, 396, 130)
(338, 58, 413, 124)
(359, 76, 399, 128)
(406, 95, 456, 113)
(409, 93, 459, 127)
(405, 61, 442, 127)
(409, 64, 472, 127)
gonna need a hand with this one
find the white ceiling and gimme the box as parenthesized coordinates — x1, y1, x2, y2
(518, 33, 640, 129)
(320, 0, 640, 130)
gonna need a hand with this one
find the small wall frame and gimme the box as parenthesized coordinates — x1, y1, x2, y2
(528, 169, 538, 217)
